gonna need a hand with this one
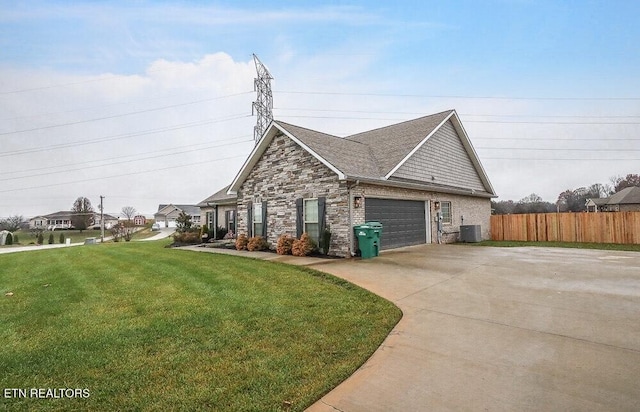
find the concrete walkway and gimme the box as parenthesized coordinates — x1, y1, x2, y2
(183, 244, 640, 411)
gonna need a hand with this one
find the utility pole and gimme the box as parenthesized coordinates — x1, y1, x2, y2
(100, 195, 105, 243)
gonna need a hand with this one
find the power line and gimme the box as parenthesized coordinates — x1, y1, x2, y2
(274, 107, 640, 119)
(276, 114, 640, 125)
(474, 137, 639, 141)
(483, 157, 640, 161)
(0, 138, 253, 182)
(477, 147, 640, 151)
(0, 113, 251, 157)
(0, 91, 253, 136)
(0, 89, 251, 123)
(0, 154, 247, 194)
(274, 90, 640, 101)
(4, 135, 252, 175)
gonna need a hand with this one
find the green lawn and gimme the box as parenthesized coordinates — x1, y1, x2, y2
(7, 229, 103, 246)
(470, 240, 640, 252)
(0, 241, 401, 411)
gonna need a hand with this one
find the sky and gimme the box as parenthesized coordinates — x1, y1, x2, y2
(1, 0, 639, 219)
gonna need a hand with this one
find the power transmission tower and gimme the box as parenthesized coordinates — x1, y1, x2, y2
(252, 54, 273, 144)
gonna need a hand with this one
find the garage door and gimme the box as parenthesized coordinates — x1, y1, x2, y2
(365, 198, 427, 250)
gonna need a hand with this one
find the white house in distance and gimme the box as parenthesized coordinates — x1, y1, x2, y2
(28, 211, 118, 230)
(154, 204, 201, 228)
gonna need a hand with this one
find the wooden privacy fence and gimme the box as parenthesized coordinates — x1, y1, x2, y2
(490, 212, 640, 244)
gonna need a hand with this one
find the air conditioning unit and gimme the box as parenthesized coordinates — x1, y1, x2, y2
(460, 225, 481, 242)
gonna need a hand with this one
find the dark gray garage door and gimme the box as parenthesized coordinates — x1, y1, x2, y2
(365, 198, 426, 250)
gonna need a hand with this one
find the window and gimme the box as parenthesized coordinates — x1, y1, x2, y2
(226, 210, 235, 233)
(253, 203, 263, 236)
(441, 201, 452, 224)
(304, 199, 319, 241)
(206, 212, 213, 229)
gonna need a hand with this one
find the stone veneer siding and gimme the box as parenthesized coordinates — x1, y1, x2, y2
(237, 133, 351, 257)
(357, 183, 491, 243)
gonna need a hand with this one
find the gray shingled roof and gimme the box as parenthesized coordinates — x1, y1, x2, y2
(197, 185, 236, 207)
(157, 204, 201, 216)
(346, 110, 452, 176)
(275, 121, 383, 179)
(228, 109, 495, 197)
(607, 186, 640, 205)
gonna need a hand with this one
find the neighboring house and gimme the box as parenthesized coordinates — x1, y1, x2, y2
(92, 214, 119, 230)
(197, 185, 237, 238)
(154, 204, 201, 228)
(587, 186, 640, 212)
(227, 109, 496, 257)
(133, 215, 147, 226)
(585, 198, 609, 213)
(28, 211, 74, 230)
(29, 211, 116, 230)
(29, 216, 48, 229)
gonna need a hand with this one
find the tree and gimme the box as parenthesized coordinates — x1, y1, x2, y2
(557, 187, 592, 212)
(491, 200, 516, 215)
(121, 206, 136, 224)
(611, 173, 640, 193)
(513, 193, 555, 214)
(71, 197, 94, 232)
(175, 211, 192, 233)
(0, 215, 25, 232)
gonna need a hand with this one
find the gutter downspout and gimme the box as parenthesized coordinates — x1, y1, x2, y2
(347, 179, 360, 257)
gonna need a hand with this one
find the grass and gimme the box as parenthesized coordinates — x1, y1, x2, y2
(469, 240, 640, 252)
(0, 240, 401, 411)
(6, 229, 103, 246)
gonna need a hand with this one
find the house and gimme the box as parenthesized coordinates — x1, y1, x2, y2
(154, 204, 201, 228)
(29, 215, 49, 229)
(227, 109, 496, 257)
(587, 186, 640, 212)
(585, 198, 609, 213)
(29, 211, 74, 230)
(197, 185, 237, 238)
(92, 214, 119, 230)
(29, 211, 117, 230)
(133, 215, 147, 226)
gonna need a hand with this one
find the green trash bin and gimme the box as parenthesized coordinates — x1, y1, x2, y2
(365, 221, 383, 257)
(354, 224, 378, 259)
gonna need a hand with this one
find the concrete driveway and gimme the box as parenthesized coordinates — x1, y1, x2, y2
(306, 245, 640, 411)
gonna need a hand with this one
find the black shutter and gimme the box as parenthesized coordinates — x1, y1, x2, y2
(318, 196, 326, 239)
(247, 201, 253, 237)
(296, 198, 303, 238)
(318, 197, 327, 252)
(261, 201, 267, 238)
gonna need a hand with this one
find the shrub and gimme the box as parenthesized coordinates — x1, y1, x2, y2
(276, 234, 295, 255)
(320, 227, 332, 255)
(48, 233, 54, 244)
(5, 232, 13, 245)
(37, 233, 44, 245)
(13, 234, 18, 244)
(216, 226, 228, 240)
(59, 233, 65, 244)
(235, 234, 248, 250)
(172, 232, 200, 245)
(247, 236, 268, 251)
(292, 233, 316, 257)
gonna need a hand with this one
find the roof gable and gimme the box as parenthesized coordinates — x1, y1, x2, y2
(608, 186, 640, 205)
(228, 110, 496, 197)
(389, 118, 491, 194)
(347, 110, 452, 176)
(198, 185, 236, 207)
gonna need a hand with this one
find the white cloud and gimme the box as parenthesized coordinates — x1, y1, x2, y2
(0, 52, 257, 218)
